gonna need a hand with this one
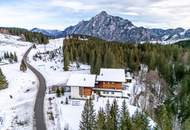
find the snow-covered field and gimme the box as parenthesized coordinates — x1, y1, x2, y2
(0, 33, 37, 130)
(0, 33, 32, 61)
(0, 64, 37, 130)
(46, 94, 138, 130)
(28, 38, 90, 87)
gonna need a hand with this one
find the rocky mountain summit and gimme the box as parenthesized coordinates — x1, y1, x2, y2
(32, 11, 190, 43)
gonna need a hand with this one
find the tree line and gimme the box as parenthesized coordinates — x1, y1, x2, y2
(0, 51, 18, 63)
(79, 99, 156, 130)
(63, 36, 190, 130)
(0, 27, 49, 44)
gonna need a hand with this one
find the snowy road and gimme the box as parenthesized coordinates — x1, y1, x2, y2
(23, 45, 47, 130)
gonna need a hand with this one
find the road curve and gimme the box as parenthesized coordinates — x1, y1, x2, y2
(23, 45, 47, 130)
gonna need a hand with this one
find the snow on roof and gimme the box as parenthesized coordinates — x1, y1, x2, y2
(67, 74, 96, 87)
(97, 68, 125, 82)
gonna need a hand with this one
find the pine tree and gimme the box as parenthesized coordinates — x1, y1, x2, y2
(0, 68, 7, 89)
(156, 105, 172, 130)
(56, 88, 61, 97)
(90, 51, 95, 73)
(13, 52, 18, 62)
(132, 111, 149, 130)
(70, 47, 74, 63)
(64, 47, 70, 71)
(120, 100, 132, 130)
(95, 108, 106, 130)
(93, 53, 101, 74)
(107, 99, 119, 130)
(10, 52, 14, 60)
(105, 100, 111, 118)
(6, 52, 9, 59)
(65, 97, 69, 104)
(60, 87, 64, 96)
(33, 44, 36, 49)
(4, 52, 7, 59)
(80, 99, 96, 130)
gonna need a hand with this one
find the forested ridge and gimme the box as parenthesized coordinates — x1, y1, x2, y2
(0, 27, 49, 44)
(63, 36, 190, 130)
(176, 40, 190, 48)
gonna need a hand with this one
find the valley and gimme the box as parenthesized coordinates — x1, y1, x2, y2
(0, 31, 189, 129)
(0, 2, 190, 129)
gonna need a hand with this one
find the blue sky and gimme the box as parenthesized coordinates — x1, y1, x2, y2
(0, 0, 190, 30)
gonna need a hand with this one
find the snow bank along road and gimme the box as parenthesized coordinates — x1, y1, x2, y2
(23, 45, 47, 130)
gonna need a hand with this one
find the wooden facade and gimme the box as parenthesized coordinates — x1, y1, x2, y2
(79, 87, 93, 96)
(97, 82, 123, 90)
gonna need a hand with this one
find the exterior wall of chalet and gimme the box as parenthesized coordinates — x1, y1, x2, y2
(79, 87, 93, 96)
(71, 86, 80, 99)
(71, 86, 93, 99)
(97, 81, 123, 90)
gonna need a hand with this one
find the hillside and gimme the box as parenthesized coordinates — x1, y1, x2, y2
(175, 39, 190, 48)
(63, 36, 190, 130)
(0, 27, 49, 44)
(0, 33, 37, 130)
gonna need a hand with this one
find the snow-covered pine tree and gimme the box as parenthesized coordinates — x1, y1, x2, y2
(80, 99, 96, 130)
(132, 111, 149, 130)
(13, 52, 18, 62)
(10, 52, 14, 60)
(95, 108, 106, 130)
(107, 99, 119, 130)
(0, 68, 7, 89)
(56, 88, 61, 97)
(60, 87, 64, 95)
(120, 100, 132, 130)
(105, 99, 111, 129)
(105, 99, 111, 117)
(63, 47, 70, 71)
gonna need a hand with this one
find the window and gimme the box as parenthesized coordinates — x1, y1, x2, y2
(111, 91, 114, 94)
(103, 91, 109, 94)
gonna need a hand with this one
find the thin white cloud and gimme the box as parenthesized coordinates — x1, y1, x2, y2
(120, 12, 139, 16)
(50, 0, 190, 29)
(51, 0, 96, 11)
(1, 0, 190, 29)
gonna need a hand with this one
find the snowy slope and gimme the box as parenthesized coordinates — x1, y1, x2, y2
(28, 38, 90, 87)
(0, 33, 37, 130)
(0, 64, 37, 130)
(0, 33, 32, 61)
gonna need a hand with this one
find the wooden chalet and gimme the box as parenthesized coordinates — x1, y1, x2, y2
(95, 68, 126, 97)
